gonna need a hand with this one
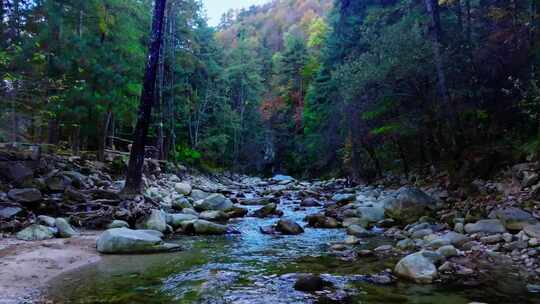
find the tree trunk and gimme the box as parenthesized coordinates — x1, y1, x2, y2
(425, 0, 459, 152)
(395, 139, 409, 177)
(71, 124, 80, 155)
(98, 104, 112, 161)
(47, 119, 59, 145)
(123, 0, 167, 194)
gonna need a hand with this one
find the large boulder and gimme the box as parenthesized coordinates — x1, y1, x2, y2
(464, 219, 506, 234)
(394, 251, 439, 284)
(136, 209, 168, 233)
(383, 187, 438, 224)
(194, 194, 233, 212)
(96, 228, 181, 254)
(192, 220, 227, 235)
(276, 219, 304, 235)
(492, 207, 538, 230)
(16, 224, 56, 241)
(8, 188, 42, 204)
(174, 182, 192, 195)
(55, 218, 80, 238)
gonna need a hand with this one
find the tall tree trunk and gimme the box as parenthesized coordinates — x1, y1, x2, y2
(98, 104, 112, 161)
(123, 0, 167, 194)
(425, 0, 459, 152)
(71, 124, 80, 155)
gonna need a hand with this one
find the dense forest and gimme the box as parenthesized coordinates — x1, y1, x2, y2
(1, 0, 539, 182)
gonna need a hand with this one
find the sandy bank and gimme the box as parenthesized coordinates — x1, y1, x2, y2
(0, 231, 101, 304)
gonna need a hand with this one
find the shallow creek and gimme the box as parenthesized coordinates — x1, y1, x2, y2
(47, 192, 540, 303)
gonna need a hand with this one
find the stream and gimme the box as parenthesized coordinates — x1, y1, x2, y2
(47, 187, 540, 303)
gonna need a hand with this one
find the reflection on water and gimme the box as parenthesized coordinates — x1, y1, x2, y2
(47, 199, 540, 303)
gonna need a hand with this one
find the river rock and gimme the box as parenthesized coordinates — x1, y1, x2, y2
(342, 217, 364, 228)
(492, 207, 538, 230)
(394, 251, 439, 283)
(272, 175, 294, 182)
(252, 203, 279, 218)
(16, 224, 56, 241)
(108, 220, 130, 229)
(200, 210, 228, 221)
(37, 215, 56, 227)
(55, 218, 80, 238)
(276, 219, 304, 235)
(294, 275, 327, 292)
(136, 209, 167, 233)
(428, 231, 469, 249)
(347, 224, 374, 237)
(464, 219, 506, 234)
(0, 206, 23, 219)
(355, 206, 385, 227)
(227, 206, 249, 218)
(167, 213, 198, 228)
(191, 189, 209, 201)
(61, 171, 86, 188)
(437, 245, 458, 258)
(306, 214, 339, 228)
(96, 228, 181, 254)
(331, 193, 355, 203)
(300, 198, 321, 207)
(45, 174, 72, 192)
(0, 162, 33, 184)
(383, 187, 438, 224)
(8, 188, 42, 203)
(193, 219, 227, 235)
(174, 182, 192, 195)
(259, 225, 276, 235)
(172, 197, 192, 210)
(523, 224, 540, 239)
(397, 238, 416, 250)
(194, 194, 233, 211)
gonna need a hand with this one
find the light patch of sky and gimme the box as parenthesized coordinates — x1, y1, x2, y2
(202, 0, 271, 27)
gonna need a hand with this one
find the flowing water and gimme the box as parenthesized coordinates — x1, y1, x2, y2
(47, 194, 540, 303)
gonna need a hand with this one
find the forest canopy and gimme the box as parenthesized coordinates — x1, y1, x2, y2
(1, 0, 539, 182)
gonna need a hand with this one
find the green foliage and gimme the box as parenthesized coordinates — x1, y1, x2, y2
(173, 145, 202, 165)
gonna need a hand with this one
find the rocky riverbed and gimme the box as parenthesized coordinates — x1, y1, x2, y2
(3, 149, 540, 303)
